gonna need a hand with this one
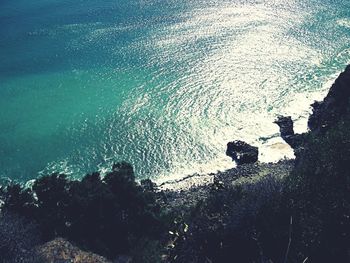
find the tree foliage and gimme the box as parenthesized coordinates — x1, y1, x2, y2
(0, 162, 166, 260)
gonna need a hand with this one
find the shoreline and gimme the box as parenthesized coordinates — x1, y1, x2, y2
(0, 65, 350, 262)
(156, 68, 344, 189)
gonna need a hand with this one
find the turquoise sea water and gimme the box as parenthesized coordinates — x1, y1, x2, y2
(1, 0, 350, 182)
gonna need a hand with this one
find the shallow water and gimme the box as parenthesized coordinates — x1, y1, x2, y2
(1, 0, 350, 182)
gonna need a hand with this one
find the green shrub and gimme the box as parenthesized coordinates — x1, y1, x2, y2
(0, 162, 167, 261)
(169, 173, 290, 262)
(285, 119, 350, 262)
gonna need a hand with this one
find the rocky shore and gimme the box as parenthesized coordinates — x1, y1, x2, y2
(1, 65, 350, 262)
(160, 160, 294, 210)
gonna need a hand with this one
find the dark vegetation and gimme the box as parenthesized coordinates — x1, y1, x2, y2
(0, 212, 43, 263)
(0, 67, 350, 262)
(167, 117, 350, 263)
(0, 163, 168, 262)
(285, 119, 350, 262)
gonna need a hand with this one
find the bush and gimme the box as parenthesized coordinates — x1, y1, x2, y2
(0, 162, 167, 261)
(285, 119, 350, 262)
(168, 173, 290, 262)
(0, 212, 43, 263)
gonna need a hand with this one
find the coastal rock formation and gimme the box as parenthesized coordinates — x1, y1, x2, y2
(273, 65, 350, 160)
(274, 116, 304, 150)
(36, 238, 111, 263)
(226, 140, 258, 165)
(308, 65, 350, 133)
(274, 116, 294, 139)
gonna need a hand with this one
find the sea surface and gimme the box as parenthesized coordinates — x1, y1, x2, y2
(1, 0, 350, 182)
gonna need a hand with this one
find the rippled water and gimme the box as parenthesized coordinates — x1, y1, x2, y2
(1, 0, 350, 182)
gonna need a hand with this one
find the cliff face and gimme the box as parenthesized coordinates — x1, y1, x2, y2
(308, 65, 350, 133)
(272, 66, 350, 161)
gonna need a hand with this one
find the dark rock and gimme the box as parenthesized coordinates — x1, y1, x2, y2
(37, 238, 111, 263)
(274, 116, 304, 149)
(226, 140, 258, 165)
(308, 65, 350, 133)
(140, 179, 156, 192)
(274, 116, 294, 138)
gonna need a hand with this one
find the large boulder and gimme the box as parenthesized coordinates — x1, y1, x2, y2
(226, 140, 258, 165)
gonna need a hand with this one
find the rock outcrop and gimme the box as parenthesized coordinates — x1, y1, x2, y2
(274, 115, 304, 150)
(36, 238, 111, 263)
(226, 140, 258, 165)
